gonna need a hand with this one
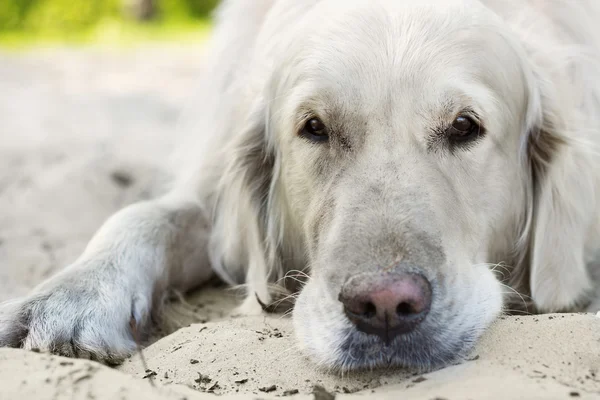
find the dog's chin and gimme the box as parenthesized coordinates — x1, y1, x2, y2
(331, 326, 478, 371)
(294, 312, 480, 372)
(293, 273, 502, 372)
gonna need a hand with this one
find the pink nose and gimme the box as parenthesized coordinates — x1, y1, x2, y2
(338, 272, 432, 344)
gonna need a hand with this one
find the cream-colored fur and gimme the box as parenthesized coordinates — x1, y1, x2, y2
(1, 0, 599, 370)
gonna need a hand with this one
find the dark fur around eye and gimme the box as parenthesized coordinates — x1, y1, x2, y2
(428, 112, 485, 153)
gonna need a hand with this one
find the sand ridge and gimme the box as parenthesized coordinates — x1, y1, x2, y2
(1, 310, 599, 399)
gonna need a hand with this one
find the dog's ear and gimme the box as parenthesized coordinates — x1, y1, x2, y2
(208, 97, 291, 311)
(513, 69, 596, 312)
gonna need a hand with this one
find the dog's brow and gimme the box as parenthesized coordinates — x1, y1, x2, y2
(440, 98, 456, 116)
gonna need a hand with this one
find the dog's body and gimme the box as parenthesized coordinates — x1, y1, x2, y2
(1, 0, 600, 370)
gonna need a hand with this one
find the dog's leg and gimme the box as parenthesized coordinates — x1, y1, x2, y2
(0, 193, 212, 364)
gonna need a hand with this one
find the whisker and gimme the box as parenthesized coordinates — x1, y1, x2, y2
(278, 276, 309, 287)
(280, 307, 296, 319)
(474, 261, 512, 279)
(499, 284, 531, 314)
(284, 269, 312, 278)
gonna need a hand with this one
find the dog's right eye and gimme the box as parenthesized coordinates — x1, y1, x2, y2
(301, 118, 329, 142)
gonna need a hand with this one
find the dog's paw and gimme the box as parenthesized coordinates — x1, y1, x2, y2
(0, 268, 150, 365)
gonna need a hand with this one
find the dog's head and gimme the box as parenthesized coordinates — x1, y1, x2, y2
(210, 0, 596, 370)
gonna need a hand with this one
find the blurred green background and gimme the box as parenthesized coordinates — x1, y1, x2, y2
(0, 0, 220, 48)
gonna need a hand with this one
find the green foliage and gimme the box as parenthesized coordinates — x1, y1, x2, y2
(159, 0, 220, 21)
(0, 0, 219, 33)
(28, 0, 120, 32)
(0, 0, 35, 30)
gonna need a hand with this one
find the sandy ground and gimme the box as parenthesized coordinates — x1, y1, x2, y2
(0, 47, 599, 400)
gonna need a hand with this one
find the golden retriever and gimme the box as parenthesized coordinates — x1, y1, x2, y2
(1, 0, 600, 371)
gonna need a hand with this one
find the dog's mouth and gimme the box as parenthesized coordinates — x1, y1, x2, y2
(291, 263, 504, 371)
(267, 292, 472, 370)
(332, 319, 477, 371)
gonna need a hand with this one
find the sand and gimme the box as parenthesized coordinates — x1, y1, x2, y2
(2, 310, 599, 399)
(0, 47, 599, 400)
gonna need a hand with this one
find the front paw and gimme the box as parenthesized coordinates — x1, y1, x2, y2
(0, 268, 150, 365)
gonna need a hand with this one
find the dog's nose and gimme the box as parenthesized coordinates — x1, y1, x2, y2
(338, 272, 432, 344)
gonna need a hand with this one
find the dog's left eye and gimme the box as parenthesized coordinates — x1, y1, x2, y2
(301, 118, 329, 142)
(447, 115, 482, 143)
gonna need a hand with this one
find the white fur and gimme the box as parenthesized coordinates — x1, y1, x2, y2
(1, 0, 599, 369)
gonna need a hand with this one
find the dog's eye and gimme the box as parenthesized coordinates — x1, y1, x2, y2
(447, 115, 481, 143)
(301, 118, 329, 142)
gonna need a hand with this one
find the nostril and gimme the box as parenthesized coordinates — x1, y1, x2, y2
(396, 301, 416, 316)
(363, 302, 377, 318)
(340, 271, 432, 341)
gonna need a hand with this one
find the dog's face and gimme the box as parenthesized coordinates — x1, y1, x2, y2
(263, 0, 534, 370)
(215, 0, 576, 370)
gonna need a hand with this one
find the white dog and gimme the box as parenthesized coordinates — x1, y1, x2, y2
(1, 0, 600, 371)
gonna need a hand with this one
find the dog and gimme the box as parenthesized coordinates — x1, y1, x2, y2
(1, 0, 600, 371)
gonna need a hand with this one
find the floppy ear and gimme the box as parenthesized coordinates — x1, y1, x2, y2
(208, 97, 297, 313)
(514, 68, 596, 312)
